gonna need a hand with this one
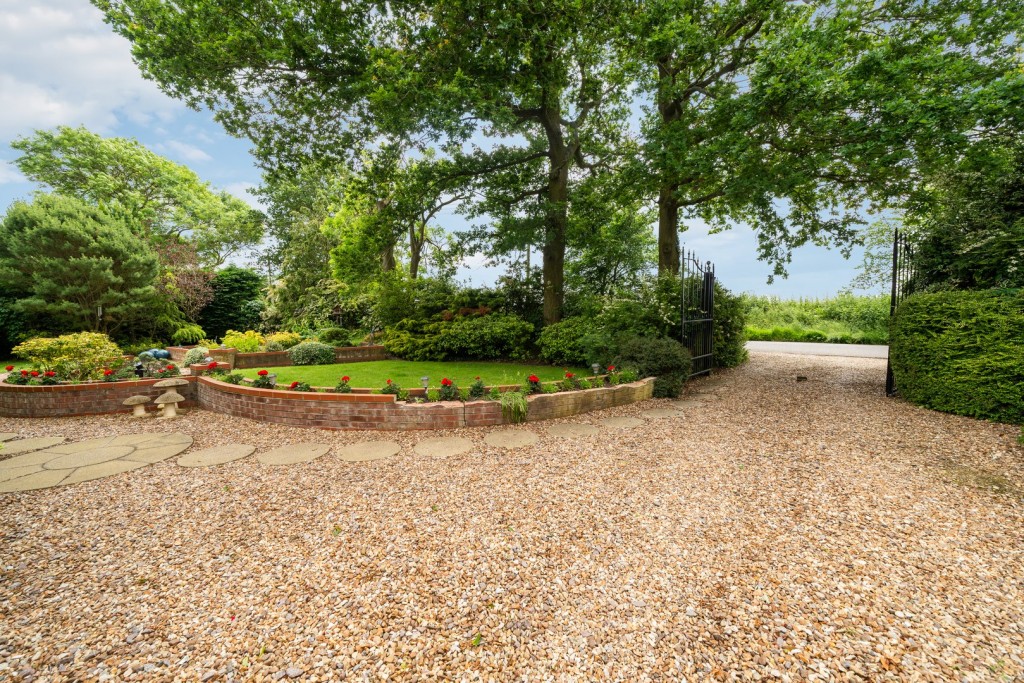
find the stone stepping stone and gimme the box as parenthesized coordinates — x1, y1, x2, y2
(0, 432, 192, 493)
(598, 416, 643, 430)
(641, 408, 683, 419)
(335, 441, 401, 462)
(483, 430, 540, 449)
(177, 444, 255, 468)
(413, 437, 474, 458)
(1, 437, 66, 456)
(0, 433, 18, 442)
(546, 423, 599, 438)
(256, 443, 330, 465)
(669, 400, 703, 409)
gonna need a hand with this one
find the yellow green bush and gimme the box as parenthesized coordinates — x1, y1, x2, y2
(222, 329, 264, 353)
(12, 332, 124, 381)
(266, 331, 303, 349)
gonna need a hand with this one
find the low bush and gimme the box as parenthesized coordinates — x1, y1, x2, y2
(615, 336, 692, 398)
(266, 331, 303, 349)
(171, 323, 206, 345)
(12, 332, 124, 382)
(538, 317, 592, 366)
(890, 289, 1023, 424)
(287, 341, 335, 366)
(183, 346, 210, 367)
(380, 314, 535, 362)
(222, 329, 264, 353)
(316, 327, 351, 346)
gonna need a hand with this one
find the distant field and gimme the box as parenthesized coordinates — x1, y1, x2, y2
(235, 360, 589, 390)
(742, 294, 890, 345)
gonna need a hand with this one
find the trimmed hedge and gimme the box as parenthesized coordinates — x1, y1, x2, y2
(380, 314, 535, 361)
(890, 289, 1023, 424)
(287, 341, 336, 366)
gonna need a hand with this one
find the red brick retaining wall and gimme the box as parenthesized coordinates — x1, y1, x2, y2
(205, 345, 391, 369)
(0, 375, 654, 429)
(0, 378, 198, 418)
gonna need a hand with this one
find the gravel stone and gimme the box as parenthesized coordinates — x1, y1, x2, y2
(0, 352, 1022, 681)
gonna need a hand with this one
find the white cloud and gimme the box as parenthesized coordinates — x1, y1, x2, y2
(0, 161, 25, 185)
(0, 1, 182, 142)
(223, 182, 265, 209)
(157, 140, 213, 163)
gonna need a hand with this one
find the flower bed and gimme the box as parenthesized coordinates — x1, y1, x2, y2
(167, 344, 392, 370)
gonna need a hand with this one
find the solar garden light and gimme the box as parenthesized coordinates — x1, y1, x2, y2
(420, 376, 430, 389)
(591, 363, 601, 375)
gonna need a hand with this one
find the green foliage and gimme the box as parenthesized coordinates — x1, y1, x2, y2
(381, 379, 401, 395)
(222, 330, 264, 353)
(288, 380, 314, 392)
(615, 336, 692, 398)
(538, 317, 593, 366)
(742, 294, 890, 344)
(266, 331, 303, 349)
(0, 194, 159, 334)
(251, 371, 274, 389)
(334, 376, 352, 393)
(222, 372, 244, 385)
(12, 332, 124, 382)
(182, 346, 210, 367)
(0, 297, 28, 358)
(11, 126, 263, 266)
(199, 266, 264, 340)
(468, 377, 486, 400)
(712, 284, 748, 368)
(287, 341, 335, 366)
(890, 290, 1023, 424)
(316, 327, 351, 346)
(438, 378, 459, 401)
(380, 314, 534, 362)
(499, 391, 528, 424)
(171, 323, 206, 345)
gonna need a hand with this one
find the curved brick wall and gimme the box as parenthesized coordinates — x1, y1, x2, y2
(0, 376, 654, 429)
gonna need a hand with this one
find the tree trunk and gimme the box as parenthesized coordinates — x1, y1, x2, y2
(658, 182, 680, 274)
(540, 108, 571, 327)
(381, 244, 396, 272)
(409, 223, 422, 280)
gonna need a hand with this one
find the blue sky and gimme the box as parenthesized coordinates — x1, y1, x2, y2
(0, 0, 872, 298)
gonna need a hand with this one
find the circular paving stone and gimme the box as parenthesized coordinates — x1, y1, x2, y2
(44, 446, 135, 470)
(641, 408, 683, 419)
(546, 423, 599, 438)
(335, 441, 401, 462)
(256, 443, 331, 465)
(669, 400, 702, 409)
(1, 437, 66, 456)
(0, 433, 18, 442)
(483, 430, 540, 449)
(598, 416, 643, 430)
(413, 437, 475, 458)
(178, 444, 255, 468)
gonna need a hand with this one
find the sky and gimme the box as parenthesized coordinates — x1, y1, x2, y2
(0, 0, 872, 299)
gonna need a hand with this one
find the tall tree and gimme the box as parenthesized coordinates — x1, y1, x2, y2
(625, 0, 1024, 275)
(11, 126, 265, 266)
(0, 194, 159, 334)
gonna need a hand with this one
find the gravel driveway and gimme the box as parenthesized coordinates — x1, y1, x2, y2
(2, 353, 1022, 681)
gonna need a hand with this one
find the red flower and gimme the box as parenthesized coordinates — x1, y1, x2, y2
(475, 376, 480, 380)
(528, 374, 539, 383)
(30, 371, 39, 377)
(166, 364, 176, 370)
(608, 365, 616, 372)
(290, 381, 299, 388)
(386, 379, 392, 384)
(207, 361, 218, 370)
(341, 376, 350, 382)
(103, 369, 113, 376)
(441, 378, 452, 386)
(257, 370, 268, 376)
(4, 365, 12, 371)
(20, 370, 28, 376)
(565, 372, 574, 379)
(45, 371, 55, 377)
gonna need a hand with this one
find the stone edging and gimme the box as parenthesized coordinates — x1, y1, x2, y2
(0, 375, 654, 429)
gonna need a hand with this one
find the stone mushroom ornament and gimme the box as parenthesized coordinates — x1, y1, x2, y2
(154, 391, 184, 418)
(153, 378, 189, 415)
(123, 395, 151, 418)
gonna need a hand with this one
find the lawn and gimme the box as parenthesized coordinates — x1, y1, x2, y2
(234, 360, 590, 389)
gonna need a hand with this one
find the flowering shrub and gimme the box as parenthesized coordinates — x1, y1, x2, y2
(153, 364, 180, 379)
(266, 331, 303, 349)
(4, 364, 12, 371)
(40, 370, 59, 386)
(334, 375, 352, 393)
(252, 369, 274, 389)
(468, 376, 486, 400)
(526, 374, 542, 394)
(288, 380, 314, 392)
(560, 371, 583, 391)
(380, 378, 401, 395)
(183, 346, 210, 367)
(438, 377, 459, 401)
(222, 329, 265, 353)
(12, 332, 123, 381)
(4, 369, 29, 385)
(102, 368, 117, 382)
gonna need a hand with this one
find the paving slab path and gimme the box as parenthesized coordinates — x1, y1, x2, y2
(178, 444, 255, 468)
(546, 423, 599, 438)
(483, 430, 540, 449)
(598, 416, 643, 430)
(256, 443, 331, 465)
(335, 441, 401, 462)
(414, 437, 475, 458)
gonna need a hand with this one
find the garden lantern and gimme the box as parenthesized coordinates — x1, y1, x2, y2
(420, 376, 430, 389)
(591, 363, 600, 375)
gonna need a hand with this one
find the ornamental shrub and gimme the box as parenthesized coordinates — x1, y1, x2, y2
(183, 346, 210, 367)
(316, 327, 351, 346)
(615, 336, 692, 398)
(890, 289, 1023, 424)
(538, 317, 592, 366)
(287, 341, 335, 365)
(712, 284, 748, 368)
(222, 329, 264, 353)
(266, 331, 303, 349)
(12, 332, 123, 382)
(439, 314, 534, 360)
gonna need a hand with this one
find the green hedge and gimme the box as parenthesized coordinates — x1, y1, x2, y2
(890, 289, 1023, 424)
(380, 314, 535, 361)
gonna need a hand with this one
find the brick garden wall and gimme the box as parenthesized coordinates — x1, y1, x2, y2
(0, 378, 199, 418)
(202, 345, 391, 370)
(0, 375, 654, 429)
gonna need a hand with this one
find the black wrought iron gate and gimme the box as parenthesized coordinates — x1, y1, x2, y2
(885, 228, 915, 396)
(681, 249, 715, 378)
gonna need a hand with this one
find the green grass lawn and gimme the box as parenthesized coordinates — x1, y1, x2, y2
(0, 358, 28, 372)
(235, 360, 589, 389)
